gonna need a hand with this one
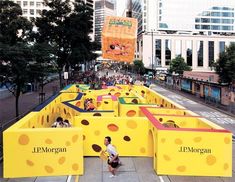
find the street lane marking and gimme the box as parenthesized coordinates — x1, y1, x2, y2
(67, 175, 72, 182)
(159, 176, 165, 182)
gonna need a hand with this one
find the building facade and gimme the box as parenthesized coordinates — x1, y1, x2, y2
(158, 0, 235, 34)
(131, 0, 235, 71)
(94, 0, 116, 43)
(13, 0, 47, 20)
(132, 0, 158, 34)
(132, 0, 235, 35)
(138, 33, 235, 71)
(13, 0, 95, 41)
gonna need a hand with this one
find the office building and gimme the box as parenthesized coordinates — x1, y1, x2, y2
(94, 0, 116, 43)
(131, 0, 235, 71)
(138, 33, 235, 71)
(13, 0, 95, 41)
(132, 0, 235, 35)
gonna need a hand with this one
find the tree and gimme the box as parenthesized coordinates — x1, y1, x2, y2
(0, 43, 33, 117)
(0, 1, 33, 117)
(215, 43, 235, 84)
(68, 0, 97, 69)
(28, 42, 55, 93)
(169, 56, 192, 75)
(0, 1, 32, 45)
(133, 60, 145, 74)
(35, 0, 96, 88)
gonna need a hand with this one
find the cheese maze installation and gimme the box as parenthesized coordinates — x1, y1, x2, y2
(3, 84, 232, 178)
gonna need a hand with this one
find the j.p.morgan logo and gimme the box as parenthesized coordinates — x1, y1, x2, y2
(178, 146, 212, 155)
(32, 147, 67, 154)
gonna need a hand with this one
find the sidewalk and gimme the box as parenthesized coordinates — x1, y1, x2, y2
(153, 81, 235, 117)
(0, 80, 60, 125)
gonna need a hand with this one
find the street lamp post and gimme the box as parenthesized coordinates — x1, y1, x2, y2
(151, 30, 154, 71)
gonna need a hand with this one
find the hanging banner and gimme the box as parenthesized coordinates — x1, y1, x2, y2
(102, 16, 137, 62)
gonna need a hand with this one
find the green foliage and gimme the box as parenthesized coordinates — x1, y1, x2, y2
(169, 56, 192, 75)
(215, 43, 235, 84)
(34, 0, 97, 87)
(133, 60, 145, 74)
(0, 43, 33, 87)
(0, 0, 32, 44)
(28, 42, 56, 92)
(0, 0, 33, 116)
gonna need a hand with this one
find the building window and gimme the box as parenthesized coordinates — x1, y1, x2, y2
(186, 40, 192, 66)
(202, 11, 210, 16)
(195, 25, 200, 29)
(219, 41, 225, 53)
(211, 25, 220, 30)
(197, 41, 203, 67)
(159, 10, 162, 15)
(211, 19, 220, 23)
(30, 9, 34, 15)
(155, 39, 161, 66)
(23, 1, 28, 7)
(222, 12, 234, 17)
(36, 9, 41, 15)
(208, 41, 214, 67)
(222, 19, 234, 24)
(211, 12, 221, 17)
(201, 25, 210, 30)
(221, 26, 233, 30)
(201, 18, 210, 23)
(159, 2, 162, 7)
(30, 1, 34, 6)
(195, 18, 200, 23)
(36, 2, 41, 7)
(212, 7, 221, 10)
(222, 7, 233, 10)
(165, 40, 171, 65)
(16, 1, 21, 6)
(23, 9, 28, 14)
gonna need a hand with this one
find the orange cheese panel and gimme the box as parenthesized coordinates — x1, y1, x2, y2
(102, 16, 137, 62)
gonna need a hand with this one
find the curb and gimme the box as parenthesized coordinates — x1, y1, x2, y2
(153, 83, 235, 118)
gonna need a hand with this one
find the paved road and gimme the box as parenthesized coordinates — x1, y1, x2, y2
(151, 85, 235, 135)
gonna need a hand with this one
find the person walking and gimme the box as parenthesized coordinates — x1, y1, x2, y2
(104, 136, 120, 178)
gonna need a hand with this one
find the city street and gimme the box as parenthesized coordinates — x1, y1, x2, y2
(1, 0, 235, 181)
(0, 76, 234, 182)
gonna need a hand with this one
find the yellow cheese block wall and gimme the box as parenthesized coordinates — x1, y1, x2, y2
(4, 128, 83, 178)
(74, 116, 150, 156)
(156, 129, 232, 176)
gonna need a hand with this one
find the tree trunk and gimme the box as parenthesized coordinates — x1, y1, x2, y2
(59, 70, 62, 89)
(40, 80, 44, 93)
(15, 84, 21, 117)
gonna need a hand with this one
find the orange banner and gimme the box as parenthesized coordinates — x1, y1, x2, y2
(102, 16, 137, 62)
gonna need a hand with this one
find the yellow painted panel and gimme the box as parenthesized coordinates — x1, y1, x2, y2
(74, 116, 150, 157)
(156, 129, 232, 176)
(3, 128, 83, 178)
